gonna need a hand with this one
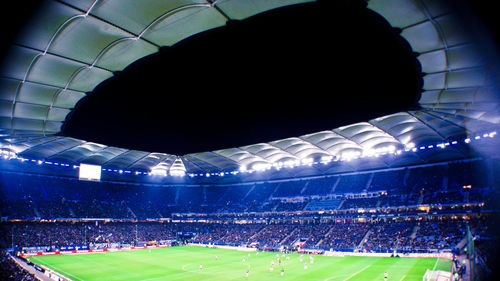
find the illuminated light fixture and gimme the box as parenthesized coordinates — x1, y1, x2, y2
(169, 157, 186, 177)
(169, 170, 185, 177)
(301, 158, 314, 166)
(405, 142, 416, 149)
(474, 136, 481, 140)
(150, 169, 167, 176)
(252, 163, 272, 171)
(341, 151, 361, 161)
(272, 162, 283, 170)
(362, 149, 375, 157)
(489, 131, 497, 138)
(281, 160, 299, 168)
(320, 155, 333, 164)
(464, 138, 471, 144)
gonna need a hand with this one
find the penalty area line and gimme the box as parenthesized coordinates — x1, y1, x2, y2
(432, 257, 439, 271)
(324, 264, 372, 281)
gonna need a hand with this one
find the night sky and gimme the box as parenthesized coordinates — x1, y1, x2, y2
(2, 0, 499, 155)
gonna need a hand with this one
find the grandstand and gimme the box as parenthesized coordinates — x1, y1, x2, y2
(1, 0, 500, 281)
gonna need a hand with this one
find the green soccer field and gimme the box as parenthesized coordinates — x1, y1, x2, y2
(28, 246, 451, 281)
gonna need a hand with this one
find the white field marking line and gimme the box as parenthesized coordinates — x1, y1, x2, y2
(431, 257, 439, 271)
(324, 264, 372, 281)
(181, 263, 192, 271)
(342, 264, 372, 281)
(30, 256, 84, 281)
(399, 273, 407, 281)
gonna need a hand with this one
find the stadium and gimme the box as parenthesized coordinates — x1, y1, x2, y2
(1, 0, 500, 280)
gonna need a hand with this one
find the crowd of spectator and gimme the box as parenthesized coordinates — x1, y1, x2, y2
(248, 224, 296, 247)
(408, 220, 466, 251)
(0, 250, 37, 281)
(0, 217, 482, 255)
(0, 159, 493, 220)
(363, 221, 415, 252)
(320, 222, 370, 250)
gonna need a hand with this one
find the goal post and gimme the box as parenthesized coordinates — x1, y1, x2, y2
(423, 269, 452, 281)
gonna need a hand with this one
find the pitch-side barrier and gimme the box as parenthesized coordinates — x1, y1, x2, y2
(323, 251, 453, 259)
(20, 244, 171, 258)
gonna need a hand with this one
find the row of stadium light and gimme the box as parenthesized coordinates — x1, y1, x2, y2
(0, 131, 497, 178)
(190, 130, 498, 177)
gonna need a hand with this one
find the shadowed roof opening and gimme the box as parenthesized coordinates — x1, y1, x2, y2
(62, 1, 421, 155)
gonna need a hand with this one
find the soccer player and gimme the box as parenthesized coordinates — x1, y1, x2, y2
(246, 269, 249, 277)
(215, 255, 218, 261)
(281, 268, 284, 276)
(304, 262, 308, 270)
(200, 264, 203, 271)
(384, 272, 388, 281)
(270, 266, 274, 273)
(300, 254, 303, 262)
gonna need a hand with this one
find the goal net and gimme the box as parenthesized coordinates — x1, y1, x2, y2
(423, 269, 452, 281)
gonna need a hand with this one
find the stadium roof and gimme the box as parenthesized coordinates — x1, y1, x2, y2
(1, 0, 500, 176)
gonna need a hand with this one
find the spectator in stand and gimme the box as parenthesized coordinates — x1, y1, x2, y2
(0, 250, 37, 281)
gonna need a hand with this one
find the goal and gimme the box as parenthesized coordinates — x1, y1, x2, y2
(423, 269, 452, 281)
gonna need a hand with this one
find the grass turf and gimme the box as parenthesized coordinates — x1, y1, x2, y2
(28, 246, 451, 281)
